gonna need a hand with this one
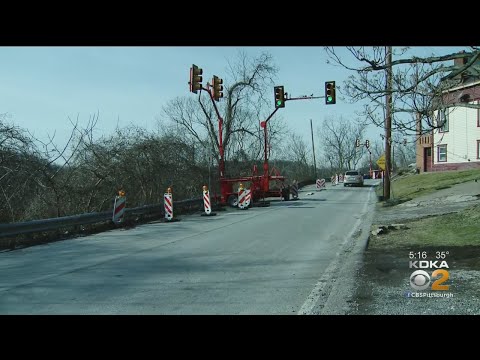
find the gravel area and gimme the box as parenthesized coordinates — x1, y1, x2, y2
(348, 248, 480, 315)
(346, 182, 480, 315)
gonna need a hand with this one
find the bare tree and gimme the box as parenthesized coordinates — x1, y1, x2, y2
(0, 111, 217, 224)
(370, 139, 384, 160)
(0, 113, 96, 221)
(274, 132, 312, 181)
(24, 115, 97, 219)
(392, 131, 416, 169)
(324, 46, 480, 134)
(0, 113, 37, 222)
(160, 51, 282, 176)
(286, 133, 310, 166)
(74, 120, 211, 211)
(317, 116, 367, 172)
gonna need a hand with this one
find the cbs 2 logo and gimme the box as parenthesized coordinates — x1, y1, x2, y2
(410, 269, 450, 291)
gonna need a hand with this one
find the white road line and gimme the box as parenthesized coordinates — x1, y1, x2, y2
(297, 187, 374, 315)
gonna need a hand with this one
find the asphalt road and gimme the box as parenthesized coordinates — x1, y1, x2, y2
(0, 180, 378, 314)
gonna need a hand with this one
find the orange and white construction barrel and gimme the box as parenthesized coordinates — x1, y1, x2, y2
(238, 184, 247, 210)
(244, 189, 252, 207)
(164, 188, 173, 221)
(112, 192, 126, 224)
(203, 188, 211, 215)
(316, 178, 326, 190)
(291, 181, 299, 199)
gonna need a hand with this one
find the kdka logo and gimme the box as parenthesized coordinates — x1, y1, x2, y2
(409, 261, 450, 291)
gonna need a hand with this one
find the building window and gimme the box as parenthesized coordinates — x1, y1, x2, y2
(478, 107, 480, 127)
(438, 108, 449, 132)
(437, 145, 447, 162)
(477, 140, 480, 159)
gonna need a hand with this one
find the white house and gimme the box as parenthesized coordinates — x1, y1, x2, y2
(416, 53, 480, 173)
(430, 81, 480, 171)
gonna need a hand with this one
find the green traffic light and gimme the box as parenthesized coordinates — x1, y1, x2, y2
(277, 100, 282, 106)
(327, 96, 333, 102)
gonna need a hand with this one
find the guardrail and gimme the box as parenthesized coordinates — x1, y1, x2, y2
(0, 197, 204, 239)
(0, 180, 314, 243)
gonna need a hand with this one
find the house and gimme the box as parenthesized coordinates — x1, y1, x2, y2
(416, 54, 480, 172)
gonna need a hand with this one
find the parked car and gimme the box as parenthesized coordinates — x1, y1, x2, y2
(344, 170, 364, 187)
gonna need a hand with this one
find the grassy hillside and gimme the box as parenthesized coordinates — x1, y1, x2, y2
(377, 169, 480, 201)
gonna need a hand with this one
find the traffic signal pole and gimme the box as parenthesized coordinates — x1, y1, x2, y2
(189, 65, 226, 180)
(198, 85, 225, 178)
(262, 107, 280, 189)
(384, 46, 393, 201)
(356, 139, 372, 177)
(368, 149, 372, 177)
(310, 119, 317, 179)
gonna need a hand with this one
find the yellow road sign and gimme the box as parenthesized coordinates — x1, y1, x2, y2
(376, 154, 386, 171)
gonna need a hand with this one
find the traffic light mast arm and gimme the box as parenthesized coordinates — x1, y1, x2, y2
(285, 95, 325, 101)
(264, 107, 280, 125)
(202, 84, 223, 121)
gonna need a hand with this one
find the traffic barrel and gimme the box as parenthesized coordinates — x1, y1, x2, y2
(201, 185, 217, 216)
(244, 189, 252, 207)
(238, 183, 248, 210)
(164, 187, 173, 221)
(316, 178, 326, 190)
(291, 180, 299, 199)
(112, 190, 126, 224)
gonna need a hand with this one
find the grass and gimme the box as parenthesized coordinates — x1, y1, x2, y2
(369, 204, 480, 250)
(375, 169, 480, 201)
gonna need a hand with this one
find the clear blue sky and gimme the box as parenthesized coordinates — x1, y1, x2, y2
(0, 46, 468, 150)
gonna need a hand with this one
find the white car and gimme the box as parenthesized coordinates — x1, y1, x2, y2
(344, 170, 364, 187)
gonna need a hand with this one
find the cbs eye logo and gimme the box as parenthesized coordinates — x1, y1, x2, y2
(410, 270, 450, 291)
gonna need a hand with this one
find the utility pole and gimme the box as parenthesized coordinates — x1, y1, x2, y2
(384, 46, 392, 200)
(208, 152, 212, 194)
(369, 149, 372, 178)
(310, 119, 317, 179)
(392, 142, 395, 174)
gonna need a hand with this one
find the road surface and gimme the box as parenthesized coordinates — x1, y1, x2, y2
(0, 180, 378, 314)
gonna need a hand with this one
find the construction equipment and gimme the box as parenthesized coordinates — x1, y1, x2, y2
(220, 105, 290, 207)
(188, 66, 330, 207)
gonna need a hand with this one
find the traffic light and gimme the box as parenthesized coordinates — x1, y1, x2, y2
(325, 81, 336, 105)
(365, 140, 370, 148)
(274, 86, 285, 108)
(212, 75, 224, 101)
(189, 64, 203, 93)
(355, 139, 360, 147)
